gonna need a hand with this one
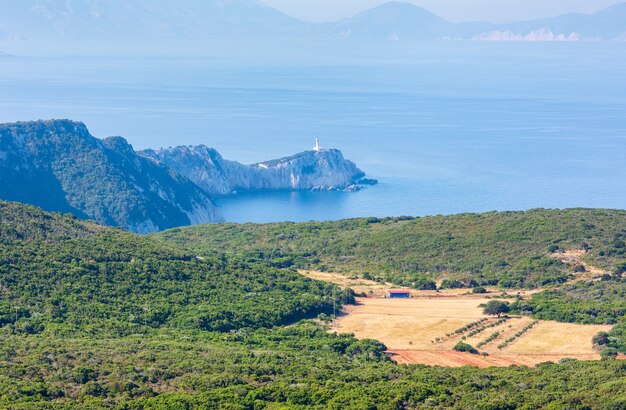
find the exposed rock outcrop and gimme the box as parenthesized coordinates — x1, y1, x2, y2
(140, 145, 374, 195)
(0, 120, 376, 233)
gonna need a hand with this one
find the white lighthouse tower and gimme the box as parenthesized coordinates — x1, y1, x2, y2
(314, 138, 321, 152)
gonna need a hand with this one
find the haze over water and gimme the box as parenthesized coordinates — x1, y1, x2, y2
(1, 41, 625, 223)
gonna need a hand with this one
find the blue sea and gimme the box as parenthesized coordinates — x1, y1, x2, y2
(1, 40, 625, 223)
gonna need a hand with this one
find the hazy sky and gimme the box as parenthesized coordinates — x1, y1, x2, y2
(263, 0, 621, 23)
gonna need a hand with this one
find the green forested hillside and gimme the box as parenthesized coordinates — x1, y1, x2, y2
(0, 201, 103, 242)
(0, 120, 219, 233)
(156, 208, 626, 288)
(5, 201, 626, 408)
(0, 201, 341, 335)
(514, 281, 626, 325)
(5, 324, 626, 409)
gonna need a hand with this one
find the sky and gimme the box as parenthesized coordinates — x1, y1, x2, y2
(262, 0, 621, 23)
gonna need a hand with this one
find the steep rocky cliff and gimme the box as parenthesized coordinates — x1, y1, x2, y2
(140, 145, 372, 195)
(0, 120, 374, 233)
(0, 120, 219, 233)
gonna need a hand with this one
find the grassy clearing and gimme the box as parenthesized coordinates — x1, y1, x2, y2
(335, 297, 487, 350)
(299, 270, 391, 296)
(506, 321, 612, 355)
(333, 296, 612, 367)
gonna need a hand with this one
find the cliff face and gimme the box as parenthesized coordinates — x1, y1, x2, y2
(0, 120, 219, 233)
(249, 149, 367, 192)
(0, 120, 374, 233)
(140, 145, 369, 196)
(140, 145, 242, 196)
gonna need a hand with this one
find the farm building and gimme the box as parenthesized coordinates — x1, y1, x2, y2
(388, 289, 411, 299)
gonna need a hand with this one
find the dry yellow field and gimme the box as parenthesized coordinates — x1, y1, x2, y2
(299, 270, 391, 296)
(300, 270, 539, 299)
(332, 296, 612, 367)
(302, 259, 615, 368)
(335, 297, 489, 350)
(388, 350, 603, 368)
(505, 321, 612, 354)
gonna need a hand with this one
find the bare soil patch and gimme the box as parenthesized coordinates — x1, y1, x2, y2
(299, 270, 391, 296)
(389, 350, 602, 368)
(553, 249, 609, 282)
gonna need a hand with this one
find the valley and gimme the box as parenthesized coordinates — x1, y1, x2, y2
(302, 267, 613, 368)
(336, 298, 610, 367)
(1, 1, 625, 408)
(2, 203, 626, 408)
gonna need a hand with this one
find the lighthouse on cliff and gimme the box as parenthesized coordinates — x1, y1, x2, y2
(314, 138, 321, 152)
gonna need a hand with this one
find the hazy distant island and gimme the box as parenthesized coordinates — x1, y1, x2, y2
(0, 120, 375, 233)
(0, 1, 625, 45)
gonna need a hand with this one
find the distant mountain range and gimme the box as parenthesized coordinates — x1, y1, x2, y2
(0, 0, 625, 42)
(0, 120, 370, 233)
(334, 2, 626, 41)
(472, 3, 626, 42)
(0, 0, 313, 40)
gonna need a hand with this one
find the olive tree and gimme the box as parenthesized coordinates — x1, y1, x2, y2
(483, 300, 510, 317)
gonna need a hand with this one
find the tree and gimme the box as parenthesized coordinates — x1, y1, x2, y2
(592, 332, 610, 347)
(601, 347, 619, 360)
(483, 300, 510, 317)
(548, 244, 560, 253)
(453, 342, 478, 354)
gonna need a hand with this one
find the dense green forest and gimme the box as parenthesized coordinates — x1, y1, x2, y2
(5, 201, 626, 408)
(156, 208, 626, 288)
(6, 324, 626, 409)
(0, 202, 342, 335)
(513, 281, 626, 325)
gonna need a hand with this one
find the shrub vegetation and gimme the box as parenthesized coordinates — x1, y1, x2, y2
(156, 208, 626, 289)
(3, 202, 626, 407)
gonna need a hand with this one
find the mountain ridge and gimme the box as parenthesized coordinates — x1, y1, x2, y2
(333, 1, 626, 41)
(0, 119, 373, 232)
(0, 0, 624, 42)
(0, 0, 313, 40)
(0, 119, 220, 233)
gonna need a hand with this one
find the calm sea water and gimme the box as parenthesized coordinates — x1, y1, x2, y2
(1, 41, 625, 223)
